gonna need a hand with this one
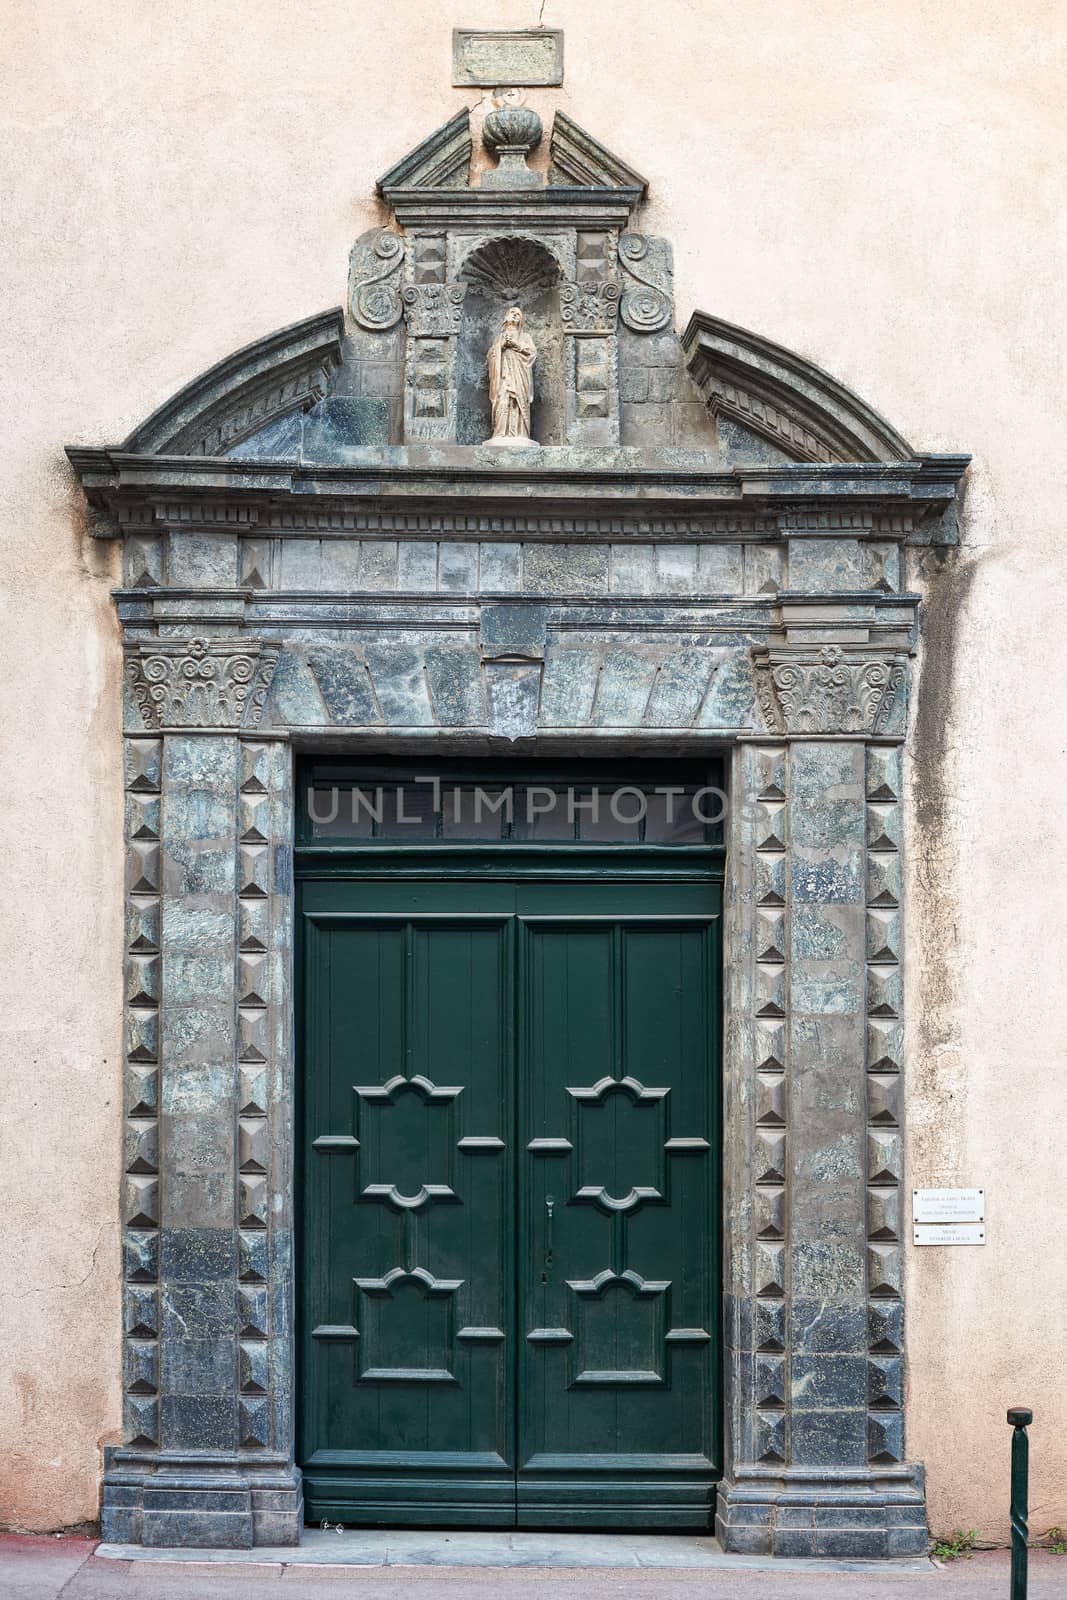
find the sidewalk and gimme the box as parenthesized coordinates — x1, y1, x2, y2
(3, 1532, 1065, 1600)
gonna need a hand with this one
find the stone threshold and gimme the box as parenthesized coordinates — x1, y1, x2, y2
(95, 1528, 936, 1572)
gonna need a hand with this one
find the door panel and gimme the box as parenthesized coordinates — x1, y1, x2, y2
(300, 908, 515, 1525)
(299, 870, 720, 1529)
(517, 911, 720, 1527)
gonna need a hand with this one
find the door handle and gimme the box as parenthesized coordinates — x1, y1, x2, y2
(545, 1194, 555, 1269)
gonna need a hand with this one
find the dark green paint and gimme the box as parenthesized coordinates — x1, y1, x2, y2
(297, 764, 723, 1529)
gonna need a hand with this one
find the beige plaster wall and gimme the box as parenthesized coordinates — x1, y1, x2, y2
(0, 0, 1063, 1541)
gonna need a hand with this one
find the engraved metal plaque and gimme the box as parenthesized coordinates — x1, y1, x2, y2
(912, 1187, 984, 1223)
(452, 28, 564, 87)
(912, 1222, 986, 1246)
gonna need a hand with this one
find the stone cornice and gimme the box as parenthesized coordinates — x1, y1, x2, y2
(380, 185, 642, 230)
(66, 449, 968, 533)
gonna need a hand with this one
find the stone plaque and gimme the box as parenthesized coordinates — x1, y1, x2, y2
(912, 1222, 986, 1246)
(452, 28, 564, 87)
(912, 1187, 984, 1222)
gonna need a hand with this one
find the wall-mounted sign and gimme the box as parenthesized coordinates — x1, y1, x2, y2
(913, 1187, 984, 1223)
(452, 29, 565, 87)
(913, 1223, 985, 1246)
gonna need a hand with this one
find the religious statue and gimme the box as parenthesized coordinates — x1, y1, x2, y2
(486, 306, 537, 445)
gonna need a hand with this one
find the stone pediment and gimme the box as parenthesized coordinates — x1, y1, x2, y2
(376, 106, 647, 216)
(116, 309, 345, 459)
(682, 311, 914, 466)
(375, 109, 474, 193)
(65, 90, 965, 509)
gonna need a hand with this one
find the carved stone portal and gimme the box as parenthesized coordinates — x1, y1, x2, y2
(64, 53, 972, 1564)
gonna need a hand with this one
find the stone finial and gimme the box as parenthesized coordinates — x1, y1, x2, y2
(481, 102, 544, 189)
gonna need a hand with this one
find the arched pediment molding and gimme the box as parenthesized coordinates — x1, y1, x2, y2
(117, 308, 345, 459)
(682, 310, 914, 466)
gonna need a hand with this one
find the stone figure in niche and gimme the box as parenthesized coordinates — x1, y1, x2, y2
(486, 306, 537, 445)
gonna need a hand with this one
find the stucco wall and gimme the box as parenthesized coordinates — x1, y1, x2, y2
(1, 0, 1063, 1540)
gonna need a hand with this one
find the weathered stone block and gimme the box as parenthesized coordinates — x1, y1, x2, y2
(161, 1228, 236, 1284)
(479, 542, 521, 593)
(541, 649, 600, 727)
(364, 643, 435, 726)
(523, 544, 610, 595)
(319, 539, 362, 589)
(655, 545, 698, 593)
(791, 1354, 867, 1409)
(788, 538, 865, 593)
(307, 648, 378, 725)
(609, 543, 654, 594)
(425, 645, 486, 726)
(696, 650, 757, 727)
(397, 541, 438, 591)
(481, 604, 546, 660)
(167, 531, 239, 589)
(165, 1337, 236, 1395)
(792, 1298, 868, 1354)
(790, 1408, 867, 1468)
(278, 539, 322, 590)
(360, 541, 400, 590)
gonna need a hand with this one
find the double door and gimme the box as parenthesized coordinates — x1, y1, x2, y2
(298, 867, 721, 1527)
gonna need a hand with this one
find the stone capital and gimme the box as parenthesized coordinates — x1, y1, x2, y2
(401, 282, 467, 338)
(752, 645, 907, 737)
(560, 280, 620, 335)
(125, 638, 280, 732)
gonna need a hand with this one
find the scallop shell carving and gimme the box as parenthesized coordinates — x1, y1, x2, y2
(460, 237, 562, 299)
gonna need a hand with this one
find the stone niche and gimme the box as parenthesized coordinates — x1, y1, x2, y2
(455, 236, 565, 445)
(66, 73, 972, 1562)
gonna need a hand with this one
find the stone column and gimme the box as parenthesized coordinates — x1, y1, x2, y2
(717, 635, 923, 1557)
(104, 642, 299, 1548)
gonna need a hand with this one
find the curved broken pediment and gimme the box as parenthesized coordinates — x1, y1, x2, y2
(65, 95, 963, 487)
(682, 310, 914, 465)
(120, 308, 345, 458)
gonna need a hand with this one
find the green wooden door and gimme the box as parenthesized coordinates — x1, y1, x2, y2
(517, 906, 720, 1526)
(299, 844, 721, 1528)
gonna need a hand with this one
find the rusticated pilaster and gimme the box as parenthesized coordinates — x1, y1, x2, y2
(865, 745, 906, 1468)
(749, 745, 791, 1466)
(103, 730, 301, 1548)
(234, 740, 297, 1502)
(717, 731, 925, 1558)
(122, 738, 163, 1452)
(563, 230, 621, 446)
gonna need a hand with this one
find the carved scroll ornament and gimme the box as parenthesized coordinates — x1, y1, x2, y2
(753, 645, 907, 736)
(349, 229, 405, 331)
(126, 638, 279, 730)
(617, 233, 673, 333)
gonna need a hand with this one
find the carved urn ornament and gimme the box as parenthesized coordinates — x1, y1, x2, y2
(481, 99, 543, 188)
(486, 306, 537, 445)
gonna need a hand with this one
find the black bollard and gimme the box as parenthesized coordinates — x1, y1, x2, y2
(1007, 1407, 1032, 1600)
